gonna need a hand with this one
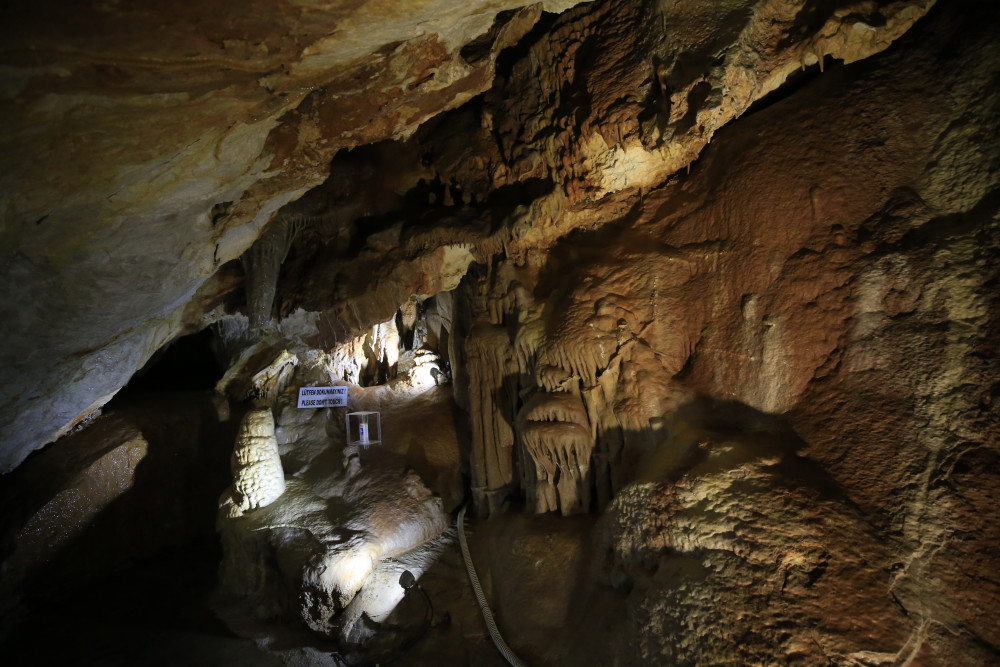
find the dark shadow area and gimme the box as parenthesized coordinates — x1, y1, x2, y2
(122, 328, 223, 395)
(671, 395, 806, 443)
(493, 10, 561, 80)
(459, 9, 520, 65)
(672, 80, 713, 136)
(0, 393, 251, 665)
(655, 396, 864, 513)
(1, 538, 283, 667)
(483, 178, 555, 231)
(739, 57, 834, 120)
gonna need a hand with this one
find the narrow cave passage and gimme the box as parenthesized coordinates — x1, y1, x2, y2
(121, 328, 224, 395)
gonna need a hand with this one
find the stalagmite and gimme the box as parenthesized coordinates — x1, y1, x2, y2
(229, 407, 286, 516)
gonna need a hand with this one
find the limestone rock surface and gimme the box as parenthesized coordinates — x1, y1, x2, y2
(0, 0, 935, 471)
(1, 0, 998, 663)
(212, 342, 456, 649)
(230, 407, 286, 514)
(0, 0, 590, 471)
(263, 0, 998, 661)
(267, 0, 943, 518)
(596, 415, 909, 665)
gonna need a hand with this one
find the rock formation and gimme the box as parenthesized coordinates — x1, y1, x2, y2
(259, 0, 961, 520)
(1, 0, 998, 664)
(0, 0, 591, 471)
(228, 407, 286, 516)
(0, 0, 936, 471)
(217, 394, 450, 646)
(595, 403, 909, 665)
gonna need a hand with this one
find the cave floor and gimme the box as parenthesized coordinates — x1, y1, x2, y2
(0, 390, 537, 666)
(0, 514, 551, 667)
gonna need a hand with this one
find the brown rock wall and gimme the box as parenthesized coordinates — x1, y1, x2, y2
(263, 1, 996, 661)
(0, 0, 937, 471)
(0, 0, 589, 471)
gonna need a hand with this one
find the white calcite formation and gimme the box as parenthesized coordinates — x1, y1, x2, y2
(302, 449, 450, 642)
(229, 407, 286, 516)
(217, 422, 449, 646)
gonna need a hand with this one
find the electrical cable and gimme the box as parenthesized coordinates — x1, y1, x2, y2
(457, 504, 527, 667)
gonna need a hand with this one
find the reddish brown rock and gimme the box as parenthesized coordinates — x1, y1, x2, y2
(268, 0, 997, 661)
(1, 0, 997, 664)
(0, 0, 934, 470)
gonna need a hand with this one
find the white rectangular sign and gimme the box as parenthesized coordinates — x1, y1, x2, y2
(297, 386, 348, 408)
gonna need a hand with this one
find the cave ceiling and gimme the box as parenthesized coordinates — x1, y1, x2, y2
(0, 0, 959, 471)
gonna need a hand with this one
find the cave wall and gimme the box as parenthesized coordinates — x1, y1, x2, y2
(0, 0, 590, 472)
(271, 1, 996, 657)
(1, 0, 997, 662)
(0, 0, 935, 471)
(266, 0, 997, 521)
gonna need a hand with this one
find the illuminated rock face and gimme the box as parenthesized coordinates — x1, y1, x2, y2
(595, 409, 911, 666)
(300, 451, 450, 641)
(0, 0, 935, 472)
(260, 0, 949, 519)
(217, 444, 448, 645)
(273, 0, 991, 531)
(229, 407, 286, 515)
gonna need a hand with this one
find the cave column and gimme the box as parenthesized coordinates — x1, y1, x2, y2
(464, 322, 520, 517)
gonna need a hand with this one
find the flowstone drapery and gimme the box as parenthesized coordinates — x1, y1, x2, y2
(463, 322, 519, 516)
(455, 250, 707, 517)
(517, 390, 594, 515)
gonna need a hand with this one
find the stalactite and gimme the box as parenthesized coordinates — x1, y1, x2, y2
(537, 335, 608, 390)
(240, 215, 305, 332)
(516, 389, 595, 515)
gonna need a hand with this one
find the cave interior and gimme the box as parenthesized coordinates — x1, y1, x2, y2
(0, 0, 998, 665)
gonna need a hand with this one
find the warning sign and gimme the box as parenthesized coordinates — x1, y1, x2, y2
(297, 386, 348, 408)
